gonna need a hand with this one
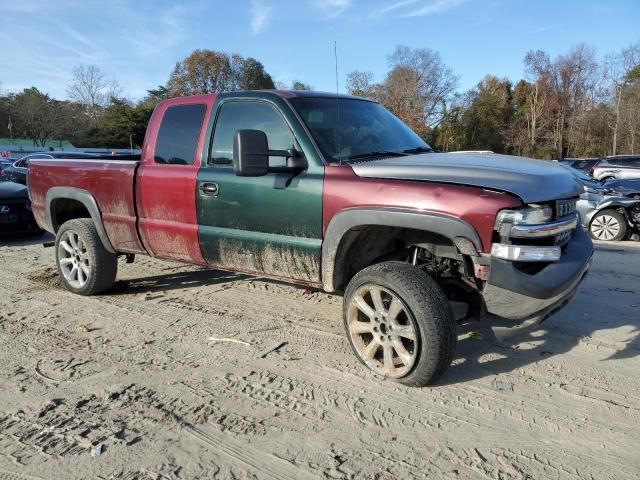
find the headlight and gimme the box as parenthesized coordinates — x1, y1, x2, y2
(495, 205, 553, 229)
(491, 244, 561, 262)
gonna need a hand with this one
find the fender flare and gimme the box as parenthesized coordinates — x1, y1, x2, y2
(321, 207, 482, 292)
(45, 187, 116, 253)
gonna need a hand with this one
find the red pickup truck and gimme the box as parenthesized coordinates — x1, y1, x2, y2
(28, 91, 593, 386)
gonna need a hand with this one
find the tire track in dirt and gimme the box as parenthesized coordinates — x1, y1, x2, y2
(185, 425, 317, 480)
(1, 244, 639, 479)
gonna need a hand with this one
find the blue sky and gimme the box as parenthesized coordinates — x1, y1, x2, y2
(1, 0, 638, 101)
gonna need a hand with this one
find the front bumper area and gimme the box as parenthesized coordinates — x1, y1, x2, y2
(482, 227, 593, 335)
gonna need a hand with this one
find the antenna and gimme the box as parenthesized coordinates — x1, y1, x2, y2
(335, 40, 342, 164)
(334, 40, 339, 95)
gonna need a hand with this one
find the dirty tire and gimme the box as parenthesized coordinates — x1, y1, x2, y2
(343, 261, 456, 387)
(588, 209, 627, 242)
(55, 218, 117, 295)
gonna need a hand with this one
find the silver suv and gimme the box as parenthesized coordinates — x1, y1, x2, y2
(592, 156, 640, 181)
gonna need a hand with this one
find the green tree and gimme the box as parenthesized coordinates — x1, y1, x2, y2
(460, 76, 514, 153)
(81, 97, 152, 148)
(232, 55, 275, 90)
(291, 80, 312, 91)
(13, 87, 63, 146)
(166, 49, 275, 96)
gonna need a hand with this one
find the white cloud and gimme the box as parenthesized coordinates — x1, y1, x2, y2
(404, 0, 468, 17)
(62, 23, 99, 51)
(251, 0, 272, 34)
(317, 0, 352, 17)
(369, 0, 419, 18)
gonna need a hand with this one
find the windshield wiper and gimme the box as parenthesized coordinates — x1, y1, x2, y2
(402, 146, 436, 154)
(343, 150, 408, 162)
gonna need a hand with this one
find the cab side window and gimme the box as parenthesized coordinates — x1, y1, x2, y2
(210, 101, 294, 166)
(154, 104, 206, 165)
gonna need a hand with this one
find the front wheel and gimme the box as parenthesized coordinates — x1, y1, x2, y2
(589, 209, 627, 242)
(55, 218, 117, 295)
(343, 261, 456, 387)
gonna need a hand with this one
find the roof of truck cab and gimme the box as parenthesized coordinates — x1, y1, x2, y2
(159, 90, 373, 106)
(267, 90, 373, 101)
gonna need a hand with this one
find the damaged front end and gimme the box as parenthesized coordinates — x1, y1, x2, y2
(480, 198, 594, 337)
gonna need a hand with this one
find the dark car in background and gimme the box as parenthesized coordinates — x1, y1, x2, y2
(592, 155, 640, 181)
(4, 152, 99, 185)
(0, 159, 13, 179)
(559, 157, 600, 174)
(0, 179, 41, 234)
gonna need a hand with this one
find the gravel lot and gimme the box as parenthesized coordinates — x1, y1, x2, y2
(0, 234, 639, 479)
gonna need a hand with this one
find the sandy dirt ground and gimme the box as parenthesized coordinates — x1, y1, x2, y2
(0, 234, 639, 480)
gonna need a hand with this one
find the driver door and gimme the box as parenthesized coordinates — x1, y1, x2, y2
(196, 99, 323, 283)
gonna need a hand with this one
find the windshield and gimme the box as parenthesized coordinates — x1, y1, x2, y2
(289, 97, 432, 163)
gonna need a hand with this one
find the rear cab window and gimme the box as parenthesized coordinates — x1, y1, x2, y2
(154, 104, 206, 165)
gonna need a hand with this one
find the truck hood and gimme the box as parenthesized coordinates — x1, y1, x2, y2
(350, 152, 583, 203)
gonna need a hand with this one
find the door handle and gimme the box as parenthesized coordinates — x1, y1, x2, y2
(199, 182, 219, 196)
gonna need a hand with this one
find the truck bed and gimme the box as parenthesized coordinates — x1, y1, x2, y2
(28, 158, 146, 254)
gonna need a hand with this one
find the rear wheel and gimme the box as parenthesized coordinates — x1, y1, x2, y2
(343, 261, 456, 387)
(55, 218, 117, 295)
(589, 209, 627, 242)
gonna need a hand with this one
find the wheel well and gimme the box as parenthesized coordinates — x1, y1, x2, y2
(50, 198, 91, 232)
(332, 225, 458, 292)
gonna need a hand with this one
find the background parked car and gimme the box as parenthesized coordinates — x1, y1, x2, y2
(559, 157, 601, 174)
(0, 178, 41, 234)
(591, 155, 640, 181)
(0, 159, 13, 180)
(572, 176, 640, 242)
(604, 178, 640, 199)
(4, 152, 99, 184)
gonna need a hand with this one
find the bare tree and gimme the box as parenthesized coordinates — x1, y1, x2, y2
(523, 51, 552, 152)
(557, 44, 598, 157)
(605, 43, 640, 155)
(387, 46, 458, 129)
(621, 73, 640, 153)
(346, 71, 375, 97)
(67, 65, 120, 126)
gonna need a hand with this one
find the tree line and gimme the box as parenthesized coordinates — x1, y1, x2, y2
(0, 43, 638, 158)
(348, 43, 640, 158)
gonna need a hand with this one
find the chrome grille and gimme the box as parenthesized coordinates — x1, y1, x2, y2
(556, 199, 577, 219)
(554, 230, 572, 246)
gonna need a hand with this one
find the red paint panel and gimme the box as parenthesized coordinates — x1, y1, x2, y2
(28, 159, 145, 253)
(135, 94, 217, 263)
(322, 165, 522, 253)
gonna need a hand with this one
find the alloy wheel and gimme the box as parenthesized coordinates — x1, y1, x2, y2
(347, 285, 418, 378)
(591, 214, 621, 240)
(57, 230, 90, 289)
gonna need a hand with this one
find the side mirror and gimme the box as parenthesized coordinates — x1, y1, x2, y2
(233, 129, 270, 177)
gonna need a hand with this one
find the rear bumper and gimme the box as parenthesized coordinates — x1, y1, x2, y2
(482, 227, 593, 325)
